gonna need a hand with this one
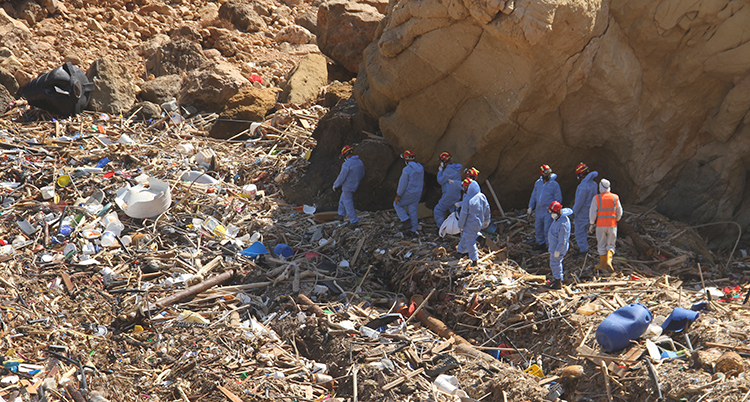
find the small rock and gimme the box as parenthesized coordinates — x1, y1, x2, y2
(88, 18, 105, 33)
(64, 54, 82, 66)
(170, 24, 202, 42)
(0, 66, 19, 97)
(146, 38, 209, 77)
(18, 0, 45, 26)
(715, 351, 744, 377)
(128, 101, 162, 121)
(39, 0, 59, 13)
(179, 61, 248, 113)
(214, 36, 237, 57)
(0, 8, 32, 38)
(197, 3, 219, 22)
(137, 33, 170, 58)
(204, 49, 221, 59)
(209, 85, 277, 139)
(219, 0, 267, 32)
(322, 81, 352, 107)
(13, 69, 32, 87)
(139, 74, 182, 104)
(275, 25, 314, 45)
(295, 10, 317, 35)
(689, 350, 722, 370)
(0, 84, 13, 111)
(0, 47, 12, 58)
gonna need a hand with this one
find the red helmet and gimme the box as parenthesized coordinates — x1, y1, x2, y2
(439, 151, 452, 162)
(401, 149, 416, 160)
(540, 164, 552, 175)
(465, 167, 479, 179)
(548, 201, 562, 213)
(575, 163, 589, 176)
(462, 177, 473, 190)
(341, 145, 353, 156)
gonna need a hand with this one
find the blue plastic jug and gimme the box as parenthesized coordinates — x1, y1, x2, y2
(596, 303, 652, 352)
(661, 307, 699, 333)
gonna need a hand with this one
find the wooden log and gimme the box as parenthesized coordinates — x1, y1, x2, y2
(297, 293, 326, 317)
(618, 220, 654, 258)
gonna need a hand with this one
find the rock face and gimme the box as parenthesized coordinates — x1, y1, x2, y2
(282, 101, 395, 211)
(139, 74, 182, 105)
(86, 56, 136, 115)
(317, 0, 383, 74)
(280, 54, 327, 104)
(209, 86, 277, 139)
(0, 84, 14, 112)
(0, 67, 19, 97)
(179, 61, 248, 113)
(350, 0, 750, 241)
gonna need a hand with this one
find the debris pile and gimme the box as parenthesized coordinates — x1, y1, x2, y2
(0, 101, 749, 402)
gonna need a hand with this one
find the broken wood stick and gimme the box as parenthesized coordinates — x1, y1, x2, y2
(297, 293, 326, 317)
(485, 180, 505, 217)
(154, 269, 235, 309)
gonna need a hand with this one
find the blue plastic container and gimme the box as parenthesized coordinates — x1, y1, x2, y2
(661, 307, 699, 333)
(274, 243, 294, 259)
(596, 303, 652, 352)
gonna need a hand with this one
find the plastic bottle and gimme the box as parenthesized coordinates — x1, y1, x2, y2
(596, 303, 652, 352)
(202, 216, 226, 237)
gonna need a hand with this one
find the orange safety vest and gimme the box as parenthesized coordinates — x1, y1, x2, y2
(596, 192, 619, 227)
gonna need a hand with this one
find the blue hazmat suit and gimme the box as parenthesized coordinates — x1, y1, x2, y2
(528, 173, 562, 245)
(434, 162, 463, 227)
(547, 207, 573, 280)
(572, 171, 598, 252)
(394, 161, 424, 232)
(457, 181, 491, 261)
(333, 155, 365, 223)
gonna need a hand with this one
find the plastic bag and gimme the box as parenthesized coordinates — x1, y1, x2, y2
(439, 212, 460, 237)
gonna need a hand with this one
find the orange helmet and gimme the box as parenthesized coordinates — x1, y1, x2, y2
(465, 167, 479, 179)
(540, 164, 552, 175)
(462, 177, 473, 190)
(439, 151, 452, 162)
(575, 163, 589, 176)
(341, 145, 353, 157)
(548, 201, 562, 213)
(401, 149, 416, 160)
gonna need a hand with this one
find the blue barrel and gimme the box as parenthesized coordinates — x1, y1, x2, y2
(596, 303, 652, 352)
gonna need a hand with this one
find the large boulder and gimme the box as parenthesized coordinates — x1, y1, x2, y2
(350, 0, 750, 243)
(86, 56, 136, 115)
(218, 0, 267, 32)
(179, 61, 248, 113)
(146, 38, 209, 78)
(317, 0, 383, 74)
(139, 74, 181, 104)
(280, 54, 328, 104)
(209, 86, 277, 139)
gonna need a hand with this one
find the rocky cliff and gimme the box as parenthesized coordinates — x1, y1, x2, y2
(351, 0, 750, 242)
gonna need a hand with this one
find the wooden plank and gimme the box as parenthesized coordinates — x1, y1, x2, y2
(60, 272, 74, 295)
(217, 385, 244, 402)
(575, 281, 630, 288)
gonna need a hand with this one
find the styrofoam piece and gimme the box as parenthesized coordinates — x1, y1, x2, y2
(115, 177, 172, 219)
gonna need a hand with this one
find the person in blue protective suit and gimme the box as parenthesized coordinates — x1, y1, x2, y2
(394, 150, 424, 235)
(434, 151, 463, 230)
(457, 178, 491, 267)
(333, 145, 365, 225)
(546, 201, 572, 289)
(528, 164, 562, 250)
(572, 163, 598, 255)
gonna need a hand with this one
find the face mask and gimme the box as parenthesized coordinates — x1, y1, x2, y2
(551, 212, 560, 220)
(543, 174, 551, 182)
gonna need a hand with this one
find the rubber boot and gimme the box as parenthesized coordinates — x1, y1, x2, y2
(606, 249, 615, 271)
(595, 255, 608, 272)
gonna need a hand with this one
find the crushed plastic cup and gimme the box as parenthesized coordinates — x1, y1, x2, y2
(180, 170, 219, 185)
(241, 184, 257, 198)
(82, 228, 102, 239)
(434, 374, 460, 395)
(178, 311, 210, 324)
(175, 143, 195, 155)
(40, 185, 55, 200)
(117, 134, 134, 144)
(302, 204, 316, 214)
(57, 174, 71, 187)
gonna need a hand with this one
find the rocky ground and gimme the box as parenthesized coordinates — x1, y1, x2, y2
(0, 1, 749, 402)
